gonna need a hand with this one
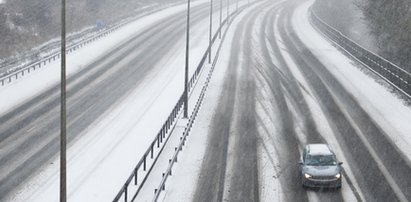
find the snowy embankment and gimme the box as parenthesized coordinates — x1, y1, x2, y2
(0, 1, 182, 77)
(292, 0, 411, 162)
(3, 0, 219, 201)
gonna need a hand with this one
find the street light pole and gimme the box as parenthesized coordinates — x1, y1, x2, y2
(60, 0, 67, 202)
(219, 0, 222, 39)
(227, 0, 229, 23)
(184, 0, 191, 118)
(208, 0, 213, 64)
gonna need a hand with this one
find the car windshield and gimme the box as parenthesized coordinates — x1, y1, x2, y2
(306, 154, 337, 166)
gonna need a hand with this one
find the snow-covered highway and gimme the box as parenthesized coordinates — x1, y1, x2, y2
(153, 0, 411, 201)
(0, 0, 229, 200)
(1, 0, 411, 201)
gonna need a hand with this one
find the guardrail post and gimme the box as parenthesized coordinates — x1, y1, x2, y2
(124, 186, 127, 202)
(134, 168, 138, 185)
(174, 148, 178, 162)
(162, 174, 166, 190)
(143, 155, 147, 171)
(151, 145, 154, 159)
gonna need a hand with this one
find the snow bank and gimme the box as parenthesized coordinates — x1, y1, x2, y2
(292, 0, 411, 161)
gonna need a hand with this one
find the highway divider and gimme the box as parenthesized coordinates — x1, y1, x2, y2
(113, 1, 253, 202)
(151, 2, 253, 201)
(309, 8, 411, 99)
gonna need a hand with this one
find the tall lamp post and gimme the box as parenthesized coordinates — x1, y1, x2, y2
(219, 0, 222, 39)
(184, 0, 191, 118)
(60, 0, 67, 202)
(227, 0, 229, 23)
(208, 0, 213, 64)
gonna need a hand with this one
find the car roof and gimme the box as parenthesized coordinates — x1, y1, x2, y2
(306, 144, 333, 155)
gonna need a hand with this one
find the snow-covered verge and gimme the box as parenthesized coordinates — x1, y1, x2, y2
(292, 0, 411, 162)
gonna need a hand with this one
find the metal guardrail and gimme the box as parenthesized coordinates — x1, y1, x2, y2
(112, 93, 185, 202)
(309, 8, 411, 98)
(0, 3, 181, 86)
(0, 22, 123, 86)
(0, 29, 115, 86)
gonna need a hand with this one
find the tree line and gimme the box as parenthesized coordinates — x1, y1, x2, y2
(357, 0, 411, 72)
(0, 0, 180, 62)
(313, 0, 411, 73)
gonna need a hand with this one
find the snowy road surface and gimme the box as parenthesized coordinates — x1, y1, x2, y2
(0, 0, 227, 201)
(160, 0, 411, 201)
(1, 0, 411, 201)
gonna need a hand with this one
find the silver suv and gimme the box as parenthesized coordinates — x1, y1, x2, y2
(298, 144, 343, 188)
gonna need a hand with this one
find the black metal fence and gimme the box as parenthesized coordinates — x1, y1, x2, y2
(310, 9, 411, 98)
(112, 93, 185, 202)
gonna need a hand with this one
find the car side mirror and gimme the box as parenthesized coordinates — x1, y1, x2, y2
(298, 160, 303, 165)
(338, 162, 343, 165)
